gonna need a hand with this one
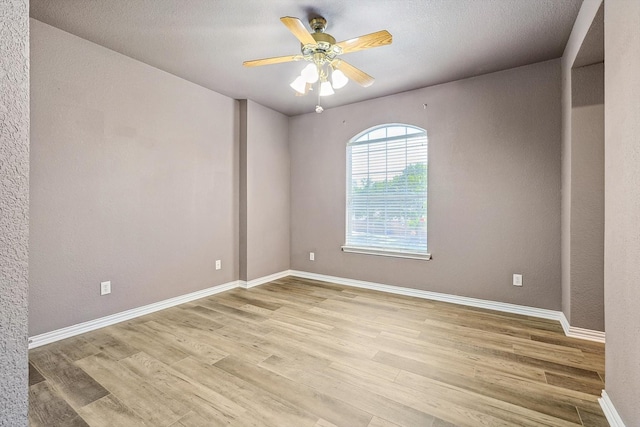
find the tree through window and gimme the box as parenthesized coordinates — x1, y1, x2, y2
(343, 124, 429, 259)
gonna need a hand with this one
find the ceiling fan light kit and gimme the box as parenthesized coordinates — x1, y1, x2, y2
(243, 15, 392, 113)
(289, 76, 308, 94)
(301, 63, 320, 83)
(331, 69, 348, 89)
(319, 78, 335, 97)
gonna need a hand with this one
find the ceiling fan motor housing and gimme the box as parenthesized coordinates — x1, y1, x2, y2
(302, 32, 341, 62)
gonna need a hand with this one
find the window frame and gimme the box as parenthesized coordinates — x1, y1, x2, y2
(342, 123, 431, 260)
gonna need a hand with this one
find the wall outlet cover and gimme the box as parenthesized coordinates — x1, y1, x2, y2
(215, 260, 221, 270)
(100, 281, 111, 295)
(513, 274, 523, 287)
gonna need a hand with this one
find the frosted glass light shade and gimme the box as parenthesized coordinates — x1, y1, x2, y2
(320, 80, 335, 96)
(301, 63, 319, 83)
(332, 69, 348, 89)
(290, 76, 307, 94)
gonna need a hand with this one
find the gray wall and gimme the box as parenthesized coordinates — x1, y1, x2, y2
(290, 60, 562, 310)
(560, 0, 604, 332)
(30, 20, 239, 336)
(0, 1, 29, 425)
(239, 100, 290, 282)
(569, 63, 604, 331)
(605, 0, 640, 424)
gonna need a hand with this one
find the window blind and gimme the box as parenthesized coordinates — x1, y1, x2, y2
(345, 124, 428, 257)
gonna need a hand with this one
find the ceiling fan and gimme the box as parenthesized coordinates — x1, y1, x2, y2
(243, 16, 392, 112)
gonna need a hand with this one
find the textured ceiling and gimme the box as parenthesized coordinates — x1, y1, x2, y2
(30, 0, 582, 116)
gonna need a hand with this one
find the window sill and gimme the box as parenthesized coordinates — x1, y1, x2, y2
(341, 246, 431, 260)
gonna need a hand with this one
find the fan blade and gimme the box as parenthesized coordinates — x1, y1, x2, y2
(335, 30, 392, 54)
(243, 55, 302, 67)
(280, 17, 317, 45)
(332, 60, 375, 87)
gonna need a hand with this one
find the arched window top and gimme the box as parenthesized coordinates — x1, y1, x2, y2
(350, 123, 426, 146)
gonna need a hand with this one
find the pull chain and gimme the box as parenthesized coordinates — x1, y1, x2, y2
(315, 63, 324, 113)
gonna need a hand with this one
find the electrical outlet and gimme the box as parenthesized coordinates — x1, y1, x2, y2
(310, 252, 315, 261)
(100, 281, 111, 295)
(513, 274, 523, 287)
(215, 260, 221, 270)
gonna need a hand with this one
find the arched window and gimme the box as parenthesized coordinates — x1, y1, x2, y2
(343, 124, 429, 259)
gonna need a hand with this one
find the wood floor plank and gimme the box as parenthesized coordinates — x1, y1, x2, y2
(545, 371, 605, 396)
(29, 361, 46, 387)
(414, 326, 603, 383)
(29, 347, 109, 409)
(196, 299, 269, 323)
(215, 355, 373, 427)
(109, 321, 190, 366)
(252, 282, 327, 305)
(266, 326, 377, 361)
(29, 277, 606, 426)
(473, 368, 603, 412)
(327, 357, 401, 383)
(43, 337, 102, 362)
(373, 350, 583, 424)
(530, 332, 605, 355)
(325, 362, 522, 427)
(310, 305, 422, 338)
(75, 353, 189, 426)
(367, 416, 403, 427)
(140, 320, 228, 364)
(577, 407, 610, 427)
(216, 291, 283, 312)
(431, 417, 460, 427)
(29, 381, 89, 427)
(169, 411, 210, 427)
(156, 316, 272, 365)
(260, 354, 435, 427)
(269, 309, 335, 333)
(251, 324, 401, 384)
(151, 305, 225, 330)
(77, 394, 150, 427)
(375, 332, 548, 382)
(315, 419, 340, 427)
(82, 329, 139, 361)
(395, 369, 582, 427)
(120, 351, 249, 424)
(171, 357, 319, 427)
(274, 304, 381, 338)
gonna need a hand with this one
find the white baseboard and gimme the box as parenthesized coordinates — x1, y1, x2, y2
(239, 270, 291, 289)
(599, 391, 627, 427)
(289, 270, 606, 343)
(29, 269, 606, 349)
(291, 270, 562, 319)
(28, 280, 240, 349)
(559, 312, 606, 343)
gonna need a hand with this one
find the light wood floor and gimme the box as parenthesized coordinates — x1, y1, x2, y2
(29, 277, 608, 427)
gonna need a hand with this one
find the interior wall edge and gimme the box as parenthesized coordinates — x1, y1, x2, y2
(560, 0, 604, 331)
(561, 0, 603, 70)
